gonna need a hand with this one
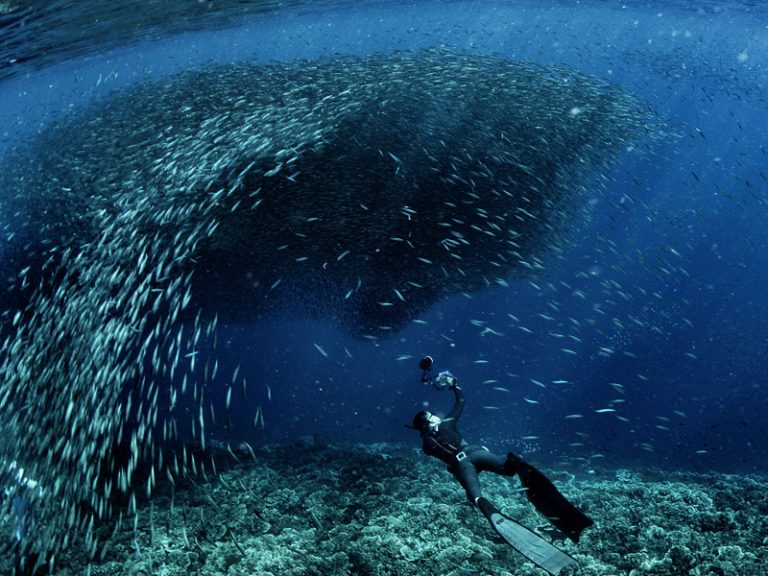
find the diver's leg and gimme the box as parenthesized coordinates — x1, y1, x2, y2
(468, 450, 509, 474)
(451, 460, 483, 504)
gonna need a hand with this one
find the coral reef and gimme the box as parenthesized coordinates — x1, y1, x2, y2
(6, 442, 763, 576)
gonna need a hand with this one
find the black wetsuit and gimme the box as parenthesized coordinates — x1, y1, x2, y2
(419, 385, 594, 543)
(420, 386, 517, 504)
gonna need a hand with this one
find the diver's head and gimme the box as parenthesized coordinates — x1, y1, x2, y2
(412, 410, 441, 433)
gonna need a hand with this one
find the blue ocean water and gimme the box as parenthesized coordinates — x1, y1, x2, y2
(1, 0, 766, 478)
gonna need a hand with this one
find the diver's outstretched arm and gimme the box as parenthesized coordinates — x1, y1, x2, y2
(445, 382, 465, 422)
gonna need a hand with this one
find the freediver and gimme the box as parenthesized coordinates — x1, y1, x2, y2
(408, 356, 593, 575)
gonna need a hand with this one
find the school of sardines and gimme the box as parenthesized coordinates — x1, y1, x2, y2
(0, 48, 659, 563)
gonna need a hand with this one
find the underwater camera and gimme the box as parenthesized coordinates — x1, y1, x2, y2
(418, 356, 457, 390)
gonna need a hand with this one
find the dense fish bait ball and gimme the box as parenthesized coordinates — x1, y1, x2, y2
(0, 49, 662, 560)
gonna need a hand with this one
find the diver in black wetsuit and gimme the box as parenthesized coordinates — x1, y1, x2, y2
(409, 357, 593, 546)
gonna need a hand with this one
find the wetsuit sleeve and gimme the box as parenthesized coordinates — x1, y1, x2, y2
(445, 385, 465, 423)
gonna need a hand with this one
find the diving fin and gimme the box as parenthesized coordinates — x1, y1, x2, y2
(476, 497, 576, 576)
(514, 458, 594, 543)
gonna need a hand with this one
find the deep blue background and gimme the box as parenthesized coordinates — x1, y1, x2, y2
(1, 1, 766, 473)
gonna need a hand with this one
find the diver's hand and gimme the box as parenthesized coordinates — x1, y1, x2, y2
(434, 371, 457, 391)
